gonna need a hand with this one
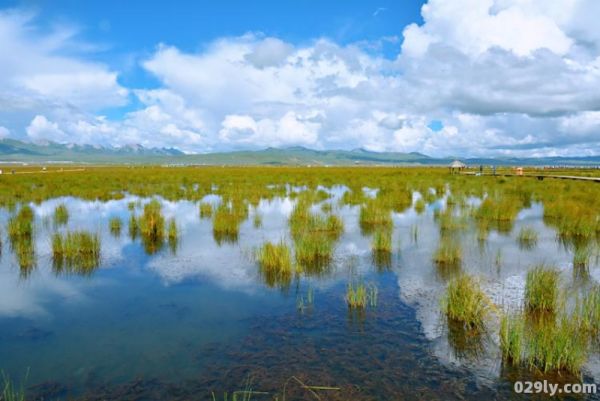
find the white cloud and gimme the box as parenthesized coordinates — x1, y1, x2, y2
(1, 2, 600, 157)
(0, 126, 8, 138)
(0, 10, 128, 111)
(26, 115, 67, 142)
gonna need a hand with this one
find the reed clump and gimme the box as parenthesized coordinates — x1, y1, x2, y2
(139, 200, 165, 253)
(359, 199, 392, 234)
(212, 202, 247, 245)
(8, 205, 36, 272)
(517, 226, 538, 249)
(442, 274, 491, 330)
(167, 217, 178, 252)
(256, 240, 294, 287)
(525, 265, 559, 314)
(53, 203, 69, 226)
(52, 230, 101, 273)
(109, 217, 122, 237)
(128, 213, 139, 240)
(346, 281, 378, 309)
(433, 237, 462, 268)
(199, 202, 213, 218)
(500, 312, 525, 365)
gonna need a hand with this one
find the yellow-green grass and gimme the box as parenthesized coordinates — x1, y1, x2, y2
(525, 265, 560, 314)
(128, 213, 139, 240)
(359, 199, 392, 234)
(212, 203, 246, 245)
(109, 216, 122, 236)
(52, 230, 100, 273)
(253, 212, 262, 228)
(517, 226, 538, 249)
(414, 198, 426, 214)
(345, 281, 378, 309)
(573, 246, 590, 269)
(53, 203, 69, 226)
(199, 202, 213, 218)
(500, 312, 526, 365)
(256, 240, 293, 288)
(139, 200, 166, 253)
(576, 286, 600, 340)
(433, 237, 462, 267)
(8, 206, 36, 272)
(167, 217, 178, 252)
(442, 274, 491, 330)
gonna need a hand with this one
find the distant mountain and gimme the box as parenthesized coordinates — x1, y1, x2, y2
(0, 139, 599, 166)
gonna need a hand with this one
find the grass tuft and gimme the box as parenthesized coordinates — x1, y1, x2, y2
(442, 273, 490, 330)
(525, 265, 560, 314)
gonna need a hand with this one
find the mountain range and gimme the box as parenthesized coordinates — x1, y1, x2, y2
(1, 138, 599, 166)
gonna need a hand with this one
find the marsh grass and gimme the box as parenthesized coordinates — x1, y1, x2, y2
(500, 312, 526, 365)
(442, 274, 490, 330)
(139, 200, 165, 253)
(576, 286, 600, 340)
(212, 203, 246, 245)
(359, 199, 392, 235)
(525, 266, 560, 314)
(8, 206, 35, 272)
(52, 230, 101, 273)
(433, 237, 462, 268)
(346, 281, 377, 309)
(517, 226, 538, 249)
(256, 240, 293, 287)
(573, 246, 590, 269)
(414, 198, 425, 214)
(199, 202, 213, 218)
(289, 201, 343, 272)
(253, 212, 262, 228)
(128, 213, 139, 240)
(167, 218, 178, 253)
(109, 217, 122, 237)
(53, 203, 69, 226)
(527, 314, 588, 374)
(371, 228, 392, 270)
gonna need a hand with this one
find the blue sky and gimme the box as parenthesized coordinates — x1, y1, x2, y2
(1, 0, 599, 157)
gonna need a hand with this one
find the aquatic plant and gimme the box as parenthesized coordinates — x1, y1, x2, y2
(256, 240, 293, 288)
(1, 370, 27, 401)
(526, 313, 587, 374)
(371, 228, 392, 270)
(573, 246, 590, 269)
(500, 312, 525, 365)
(525, 265, 560, 314)
(139, 199, 165, 253)
(433, 237, 462, 267)
(414, 198, 425, 214)
(8, 205, 36, 272)
(167, 217, 178, 252)
(53, 203, 69, 226)
(109, 216, 122, 237)
(52, 230, 101, 273)
(212, 201, 248, 245)
(359, 199, 392, 234)
(517, 226, 538, 249)
(346, 281, 378, 309)
(253, 212, 262, 228)
(442, 274, 491, 330)
(128, 212, 139, 240)
(576, 285, 600, 340)
(199, 202, 213, 218)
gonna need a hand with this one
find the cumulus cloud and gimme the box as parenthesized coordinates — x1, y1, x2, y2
(1, 2, 600, 157)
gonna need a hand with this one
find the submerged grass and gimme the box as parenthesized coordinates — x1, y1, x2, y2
(199, 202, 213, 218)
(433, 237, 462, 268)
(359, 199, 392, 235)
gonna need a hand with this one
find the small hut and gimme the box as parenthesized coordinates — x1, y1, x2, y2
(449, 160, 466, 174)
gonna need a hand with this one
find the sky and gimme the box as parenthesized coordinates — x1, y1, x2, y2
(0, 0, 599, 157)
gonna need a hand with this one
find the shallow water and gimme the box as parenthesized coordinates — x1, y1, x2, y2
(0, 192, 599, 400)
